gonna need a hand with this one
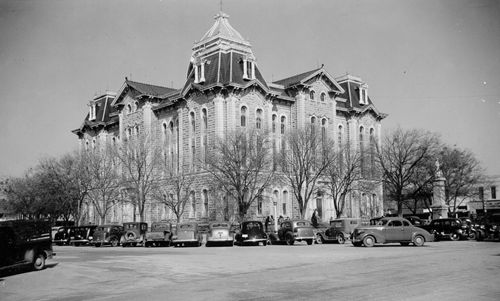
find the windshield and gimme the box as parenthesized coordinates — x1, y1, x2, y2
(152, 223, 170, 231)
(296, 221, 311, 227)
(376, 219, 389, 226)
(243, 222, 263, 231)
(125, 224, 139, 230)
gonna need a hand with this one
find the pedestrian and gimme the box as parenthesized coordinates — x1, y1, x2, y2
(311, 209, 318, 227)
(278, 215, 284, 224)
(265, 215, 270, 232)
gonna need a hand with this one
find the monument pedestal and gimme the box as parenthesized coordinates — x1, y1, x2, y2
(431, 204, 448, 220)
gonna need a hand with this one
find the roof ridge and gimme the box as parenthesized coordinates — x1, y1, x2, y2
(126, 79, 172, 90)
(272, 67, 322, 85)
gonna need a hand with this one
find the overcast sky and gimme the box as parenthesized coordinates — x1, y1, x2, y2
(1, 0, 499, 177)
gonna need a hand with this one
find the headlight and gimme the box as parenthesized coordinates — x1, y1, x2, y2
(88, 236, 93, 240)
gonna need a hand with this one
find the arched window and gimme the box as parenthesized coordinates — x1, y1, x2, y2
(282, 190, 288, 216)
(370, 128, 376, 178)
(360, 126, 365, 176)
(272, 114, 277, 133)
(190, 112, 196, 170)
(190, 191, 196, 218)
(134, 101, 139, 112)
(256, 109, 262, 130)
(309, 90, 315, 100)
(320, 92, 326, 102)
(175, 118, 180, 172)
(202, 108, 208, 163)
(280, 116, 286, 151)
(169, 121, 174, 171)
(321, 119, 327, 147)
(127, 104, 132, 114)
(162, 123, 168, 143)
(203, 189, 209, 218)
(337, 125, 343, 149)
(241, 106, 247, 127)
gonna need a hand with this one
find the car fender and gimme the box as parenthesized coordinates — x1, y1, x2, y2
(360, 231, 385, 243)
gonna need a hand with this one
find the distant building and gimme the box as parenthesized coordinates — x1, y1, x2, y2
(72, 12, 387, 225)
(468, 175, 500, 216)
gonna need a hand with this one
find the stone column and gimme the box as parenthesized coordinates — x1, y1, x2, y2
(348, 118, 358, 150)
(296, 91, 306, 130)
(431, 160, 448, 219)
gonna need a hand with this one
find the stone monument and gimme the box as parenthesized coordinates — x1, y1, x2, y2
(431, 159, 448, 219)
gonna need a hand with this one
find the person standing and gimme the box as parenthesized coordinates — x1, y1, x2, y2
(311, 209, 319, 227)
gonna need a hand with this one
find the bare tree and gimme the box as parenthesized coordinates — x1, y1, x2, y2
(377, 127, 441, 216)
(438, 146, 485, 214)
(280, 126, 334, 218)
(4, 171, 42, 219)
(203, 130, 275, 221)
(115, 133, 163, 222)
(84, 148, 121, 225)
(324, 145, 364, 218)
(152, 171, 194, 223)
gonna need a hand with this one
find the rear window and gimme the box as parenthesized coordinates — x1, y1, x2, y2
(330, 221, 343, 227)
(243, 222, 262, 231)
(296, 221, 311, 227)
(211, 223, 229, 228)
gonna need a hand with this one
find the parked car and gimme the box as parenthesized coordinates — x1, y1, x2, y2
(421, 218, 467, 241)
(144, 221, 173, 247)
(234, 221, 268, 246)
(311, 222, 329, 244)
(69, 225, 97, 246)
(458, 217, 478, 240)
(53, 226, 71, 245)
(475, 214, 500, 242)
(91, 225, 124, 247)
(269, 220, 315, 245)
(0, 220, 55, 274)
(351, 217, 433, 247)
(172, 222, 203, 247)
(121, 222, 148, 247)
(206, 222, 234, 247)
(316, 218, 362, 244)
(405, 216, 424, 227)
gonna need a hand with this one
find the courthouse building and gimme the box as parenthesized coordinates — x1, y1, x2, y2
(73, 12, 387, 224)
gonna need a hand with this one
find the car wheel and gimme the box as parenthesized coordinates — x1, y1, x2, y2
(206, 241, 211, 247)
(336, 234, 345, 245)
(263, 240, 267, 246)
(33, 253, 46, 271)
(352, 241, 362, 247)
(363, 235, 375, 247)
(110, 238, 119, 247)
(315, 234, 323, 244)
(306, 239, 313, 245)
(468, 232, 476, 240)
(450, 233, 460, 241)
(413, 235, 425, 247)
(285, 233, 295, 245)
(400, 242, 410, 246)
(94, 243, 101, 248)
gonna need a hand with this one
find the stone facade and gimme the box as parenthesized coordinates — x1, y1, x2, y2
(73, 12, 387, 225)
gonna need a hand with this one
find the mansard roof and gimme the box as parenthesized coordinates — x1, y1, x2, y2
(72, 93, 118, 136)
(112, 79, 177, 107)
(273, 66, 344, 94)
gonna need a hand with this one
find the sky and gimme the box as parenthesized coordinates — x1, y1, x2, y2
(0, 0, 499, 177)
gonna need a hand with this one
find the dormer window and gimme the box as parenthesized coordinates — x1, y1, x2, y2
(89, 103, 96, 121)
(194, 61, 205, 84)
(359, 87, 368, 105)
(243, 59, 255, 80)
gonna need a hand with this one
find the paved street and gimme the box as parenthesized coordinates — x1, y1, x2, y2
(1, 240, 499, 301)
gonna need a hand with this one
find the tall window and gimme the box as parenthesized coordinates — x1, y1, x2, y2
(479, 187, 484, 201)
(369, 128, 375, 178)
(309, 90, 315, 100)
(256, 109, 262, 130)
(311, 117, 316, 163)
(190, 112, 196, 170)
(321, 119, 327, 146)
(241, 106, 247, 127)
(320, 92, 326, 102)
(169, 121, 175, 171)
(203, 189, 209, 218)
(282, 190, 288, 216)
(202, 108, 208, 163)
(175, 119, 180, 173)
(272, 114, 277, 133)
(257, 196, 263, 215)
(359, 126, 365, 176)
(280, 116, 286, 151)
(190, 191, 196, 218)
(492, 186, 497, 199)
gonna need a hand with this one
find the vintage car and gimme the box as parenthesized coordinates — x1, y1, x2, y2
(351, 217, 434, 247)
(270, 220, 315, 245)
(234, 220, 268, 246)
(69, 225, 97, 246)
(144, 221, 173, 247)
(0, 220, 55, 274)
(91, 225, 124, 247)
(53, 226, 71, 245)
(475, 214, 500, 242)
(420, 218, 467, 241)
(206, 222, 234, 247)
(316, 218, 362, 244)
(121, 222, 148, 247)
(172, 222, 203, 247)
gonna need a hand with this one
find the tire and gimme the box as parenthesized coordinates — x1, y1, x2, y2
(306, 239, 313, 245)
(110, 238, 119, 247)
(413, 235, 425, 247)
(206, 241, 211, 247)
(450, 233, 460, 241)
(94, 243, 101, 248)
(144, 242, 150, 248)
(33, 253, 46, 271)
(285, 233, 295, 245)
(336, 234, 345, 245)
(400, 242, 410, 246)
(315, 234, 323, 244)
(352, 241, 362, 247)
(263, 240, 267, 246)
(363, 235, 375, 247)
(468, 232, 477, 240)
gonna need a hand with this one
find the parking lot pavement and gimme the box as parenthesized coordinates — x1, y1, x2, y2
(1, 241, 500, 301)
